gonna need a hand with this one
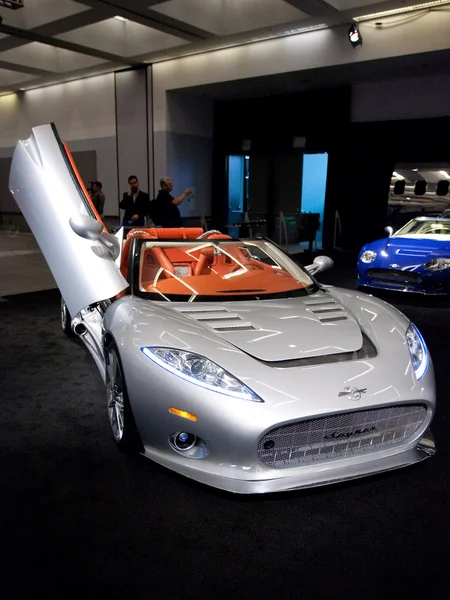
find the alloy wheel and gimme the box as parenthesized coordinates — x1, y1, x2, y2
(106, 349, 125, 442)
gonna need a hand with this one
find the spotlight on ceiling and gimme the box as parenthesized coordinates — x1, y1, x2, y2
(0, 1, 24, 9)
(348, 23, 362, 47)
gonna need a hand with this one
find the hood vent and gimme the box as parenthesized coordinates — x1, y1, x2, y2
(214, 324, 256, 332)
(303, 297, 348, 323)
(177, 308, 228, 314)
(257, 333, 377, 368)
(175, 308, 257, 332)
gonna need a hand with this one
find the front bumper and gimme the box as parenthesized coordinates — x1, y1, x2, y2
(357, 267, 450, 295)
(142, 428, 436, 494)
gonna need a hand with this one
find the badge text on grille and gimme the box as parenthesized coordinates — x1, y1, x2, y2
(324, 426, 377, 441)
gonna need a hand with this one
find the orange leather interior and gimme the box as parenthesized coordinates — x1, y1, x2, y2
(193, 246, 215, 276)
(144, 269, 307, 296)
(120, 227, 206, 279)
(118, 227, 294, 297)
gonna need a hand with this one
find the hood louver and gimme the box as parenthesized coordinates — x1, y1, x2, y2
(175, 308, 256, 332)
(303, 297, 348, 323)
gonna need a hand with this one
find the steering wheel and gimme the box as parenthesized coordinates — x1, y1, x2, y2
(197, 230, 224, 239)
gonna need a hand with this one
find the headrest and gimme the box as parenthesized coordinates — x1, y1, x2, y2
(205, 234, 232, 240)
(126, 227, 204, 240)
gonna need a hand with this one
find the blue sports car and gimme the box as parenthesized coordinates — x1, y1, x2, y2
(357, 216, 450, 294)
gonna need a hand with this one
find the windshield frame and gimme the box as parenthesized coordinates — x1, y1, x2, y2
(130, 237, 319, 302)
(394, 217, 450, 237)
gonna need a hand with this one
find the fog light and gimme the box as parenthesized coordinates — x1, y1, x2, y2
(173, 432, 197, 451)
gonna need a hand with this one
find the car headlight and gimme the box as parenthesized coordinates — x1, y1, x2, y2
(141, 347, 263, 402)
(406, 324, 429, 380)
(424, 257, 450, 270)
(360, 250, 377, 263)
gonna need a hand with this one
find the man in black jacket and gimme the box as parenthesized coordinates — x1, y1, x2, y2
(119, 175, 151, 226)
(151, 177, 192, 227)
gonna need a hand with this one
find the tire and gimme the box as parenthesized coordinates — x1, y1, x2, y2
(105, 342, 143, 454)
(60, 297, 75, 337)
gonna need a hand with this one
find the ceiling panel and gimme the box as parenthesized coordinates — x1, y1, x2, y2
(323, 0, 393, 11)
(150, 0, 307, 36)
(0, 0, 90, 30)
(56, 17, 188, 57)
(0, 0, 448, 93)
(0, 42, 107, 72)
(0, 67, 37, 86)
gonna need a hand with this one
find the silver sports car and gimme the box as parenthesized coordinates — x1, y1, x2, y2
(9, 124, 436, 494)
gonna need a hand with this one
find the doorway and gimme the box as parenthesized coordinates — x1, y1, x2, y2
(226, 154, 250, 236)
(225, 151, 329, 246)
(301, 153, 328, 248)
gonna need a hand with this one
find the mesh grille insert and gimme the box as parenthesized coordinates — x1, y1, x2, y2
(366, 269, 422, 284)
(257, 405, 427, 469)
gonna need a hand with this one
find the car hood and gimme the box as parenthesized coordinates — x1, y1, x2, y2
(371, 236, 450, 258)
(169, 291, 363, 361)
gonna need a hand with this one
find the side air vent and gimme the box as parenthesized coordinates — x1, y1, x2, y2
(303, 297, 348, 323)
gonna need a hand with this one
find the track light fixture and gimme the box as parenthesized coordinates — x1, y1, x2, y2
(348, 23, 362, 48)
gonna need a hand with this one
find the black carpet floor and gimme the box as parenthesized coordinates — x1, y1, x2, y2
(1, 258, 450, 599)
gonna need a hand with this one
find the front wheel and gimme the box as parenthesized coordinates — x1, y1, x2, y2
(105, 343, 143, 454)
(60, 297, 75, 337)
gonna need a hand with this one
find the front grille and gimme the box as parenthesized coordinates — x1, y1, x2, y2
(370, 278, 416, 289)
(366, 269, 422, 284)
(257, 405, 427, 469)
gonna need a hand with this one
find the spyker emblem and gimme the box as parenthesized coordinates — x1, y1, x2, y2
(338, 386, 367, 400)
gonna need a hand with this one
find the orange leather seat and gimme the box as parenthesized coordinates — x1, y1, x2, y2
(193, 247, 215, 276)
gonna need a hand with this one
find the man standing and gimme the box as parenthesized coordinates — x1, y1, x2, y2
(152, 177, 192, 227)
(90, 181, 105, 219)
(119, 175, 150, 226)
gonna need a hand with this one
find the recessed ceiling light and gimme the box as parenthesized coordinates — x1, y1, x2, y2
(354, 0, 450, 22)
(114, 15, 128, 22)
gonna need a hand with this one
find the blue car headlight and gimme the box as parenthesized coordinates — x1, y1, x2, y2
(141, 347, 263, 402)
(406, 324, 429, 380)
(360, 250, 377, 263)
(424, 258, 450, 271)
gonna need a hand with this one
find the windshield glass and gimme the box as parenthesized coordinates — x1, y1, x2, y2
(135, 239, 317, 302)
(395, 219, 450, 237)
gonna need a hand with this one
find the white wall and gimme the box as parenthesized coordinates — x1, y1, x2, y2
(153, 91, 213, 217)
(115, 69, 150, 208)
(0, 73, 119, 216)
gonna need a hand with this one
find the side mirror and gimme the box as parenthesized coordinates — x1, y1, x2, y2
(385, 226, 394, 238)
(69, 214, 103, 241)
(305, 255, 334, 276)
(98, 232, 121, 260)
